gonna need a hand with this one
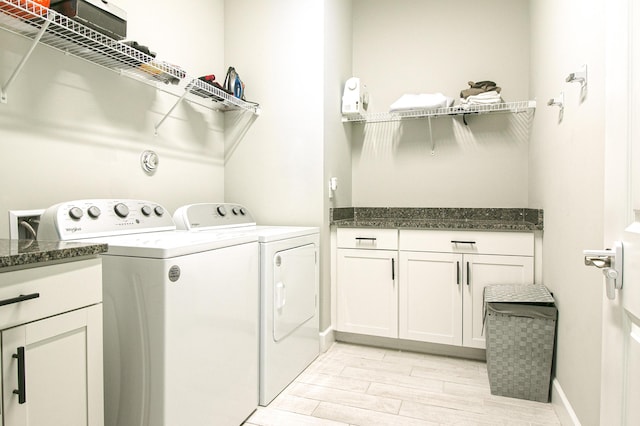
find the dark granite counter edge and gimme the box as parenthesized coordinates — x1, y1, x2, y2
(331, 219, 541, 231)
(330, 207, 544, 231)
(0, 241, 108, 270)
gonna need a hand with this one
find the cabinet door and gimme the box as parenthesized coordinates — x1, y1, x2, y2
(399, 251, 463, 346)
(2, 305, 104, 426)
(462, 254, 534, 349)
(336, 249, 398, 338)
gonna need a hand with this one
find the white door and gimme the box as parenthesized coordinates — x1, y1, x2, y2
(272, 243, 317, 341)
(462, 254, 534, 349)
(2, 305, 103, 426)
(599, 1, 640, 424)
(336, 248, 398, 337)
(399, 251, 462, 345)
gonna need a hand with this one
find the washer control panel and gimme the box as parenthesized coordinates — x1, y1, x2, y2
(173, 203, 255, 230)
(37, 199, 176, 240)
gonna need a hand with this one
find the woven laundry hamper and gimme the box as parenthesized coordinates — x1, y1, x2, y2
(484, 284, 557, 402)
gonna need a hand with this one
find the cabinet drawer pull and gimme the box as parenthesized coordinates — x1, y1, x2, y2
(466, 262, 470, 286)
(391, 258, 395, 281)
(355, 237, 377, 242)
(451, 240, 476, 245)
(0, 292, 40, 307)
(13, 346, 26, 404)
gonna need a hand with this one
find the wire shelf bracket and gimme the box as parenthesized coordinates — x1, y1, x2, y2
(1, 15, 49, 103)
(0, 0, 260, 127)
(154, 82, 191, 135)
(428, 116, 435, 155)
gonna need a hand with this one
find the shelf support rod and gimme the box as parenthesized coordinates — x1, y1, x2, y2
(428, 116, 435, 155)
(154, 83, 191, 135)
(1, 19, 51, 104)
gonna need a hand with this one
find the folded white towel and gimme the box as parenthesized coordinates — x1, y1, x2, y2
(467, 90, 501, 100)
(459, 90, 502, 108)
(390, 93, 454, 112)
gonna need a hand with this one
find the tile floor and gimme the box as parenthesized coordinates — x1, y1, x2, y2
(244, 342, 561, 426)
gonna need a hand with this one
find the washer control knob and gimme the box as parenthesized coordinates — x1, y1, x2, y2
(216, 206, 227, 217)
(232, 207, 240, 215)
(69, 207, 83, 220)
(87, 206, 101, 218)
(239, 208, 246, 215)
(154, 206, 165, 216)
(114, 203, 129, 218)
(141, 205, 152, 216)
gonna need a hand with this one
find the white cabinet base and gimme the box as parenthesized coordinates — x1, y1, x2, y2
(335, 331, 487, 361)
(0, 259, 104, 426)
(336, 248, 398, 338)
(2, 305, 103, 426)
(399, 251, 462, 346)
(334, 228, 536, 352)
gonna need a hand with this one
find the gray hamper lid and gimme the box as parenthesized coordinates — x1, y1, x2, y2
(484, 284, 554, 304)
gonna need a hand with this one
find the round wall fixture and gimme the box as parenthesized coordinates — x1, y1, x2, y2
(140, 150, 159, 175)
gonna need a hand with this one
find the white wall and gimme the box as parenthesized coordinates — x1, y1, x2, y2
(0, 0, 227, 237)
(223, 0, 334, 330)
(323, 0, 353, 331)
(528, 0, 605, 424)
(350, 0, 531, 208)
(223, 0, 324, 227)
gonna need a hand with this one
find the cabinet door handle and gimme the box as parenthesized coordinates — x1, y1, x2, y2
(466, 261, 470, 286)
(451, 240, 476, 245)
(12, 346, 26, 404)
(0, 292, 40, 307)
(456, 261, 460, 285)
(391, 258, 395, 281)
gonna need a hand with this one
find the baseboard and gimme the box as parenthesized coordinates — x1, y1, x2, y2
(334, 331, 486, 361)
(319, 326, 335, 353)
(551, 378, 582, 426)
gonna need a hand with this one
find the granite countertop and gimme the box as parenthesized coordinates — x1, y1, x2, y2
(330, 207, 543, 231)
(0, 239, 108, 271)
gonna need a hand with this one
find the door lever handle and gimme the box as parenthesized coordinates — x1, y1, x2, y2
(583, 241, 623, 300)
(584, 256, 611, 269)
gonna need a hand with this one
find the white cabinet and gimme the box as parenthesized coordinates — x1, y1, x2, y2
(398, 251, 462, 345)
(400, 230, 534, 349)
(0, 258, 103, 426)
(336, 229, 398, 338)
(335, 228, 535, 350)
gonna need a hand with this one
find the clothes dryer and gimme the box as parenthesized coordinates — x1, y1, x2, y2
(38, 199, 259, 426)
(173, 203, 320, 405)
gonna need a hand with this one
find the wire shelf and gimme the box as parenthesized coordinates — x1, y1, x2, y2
(341, 100, 536, 123)
(0, 0, 260, 114)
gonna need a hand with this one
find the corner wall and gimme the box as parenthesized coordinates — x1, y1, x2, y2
(528, 0, 605, 423)
(323, 0, 354, 331)
(223, 0, 324, 226)
(223, 0, 335, 331)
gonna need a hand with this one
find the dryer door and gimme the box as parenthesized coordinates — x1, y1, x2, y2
(273, 243, 317, 342)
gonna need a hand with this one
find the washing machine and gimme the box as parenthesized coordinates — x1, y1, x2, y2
(173, 203, 320, 405)
(37, 199, 259, 426)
